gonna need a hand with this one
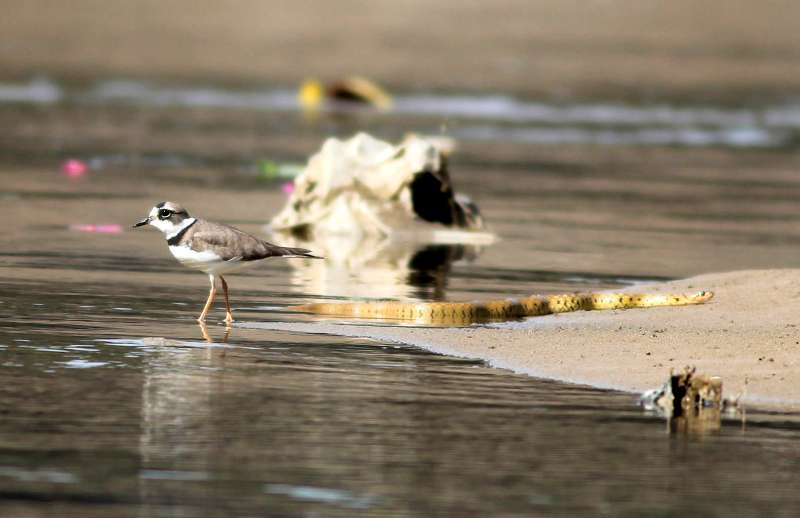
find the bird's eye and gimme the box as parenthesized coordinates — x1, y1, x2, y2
(158, 209, 173, 219)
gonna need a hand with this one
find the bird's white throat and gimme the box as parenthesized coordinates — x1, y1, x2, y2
(157, 217, 197, 238)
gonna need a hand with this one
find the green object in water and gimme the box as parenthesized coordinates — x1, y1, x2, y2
(258, 160, 303, 180)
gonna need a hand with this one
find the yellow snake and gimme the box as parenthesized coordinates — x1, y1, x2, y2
(292, 290, 714, 326)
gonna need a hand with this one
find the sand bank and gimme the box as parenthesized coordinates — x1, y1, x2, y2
(242, 269, 800, 412)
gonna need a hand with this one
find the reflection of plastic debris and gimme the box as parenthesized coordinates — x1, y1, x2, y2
(61, 159, 87, 178)
(69, 224, 123, 234)
(299, 77, 393, 110)
(277, 230, 483, 300)
(257, 160, 303, 181)
(270, 133, 487, 240)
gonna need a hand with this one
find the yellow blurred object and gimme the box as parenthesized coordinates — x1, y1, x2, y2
(297, 76, 393, 110)
(298, 79, 324, 109)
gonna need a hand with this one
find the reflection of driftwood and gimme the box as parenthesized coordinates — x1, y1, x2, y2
(640, 366, 744, 435)
(270, 133, 486, 239)
(668, 367, 723, 434)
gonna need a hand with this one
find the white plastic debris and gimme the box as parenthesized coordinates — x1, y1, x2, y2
(270, 133, 487, 240)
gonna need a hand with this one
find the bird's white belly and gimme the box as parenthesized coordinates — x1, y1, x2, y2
(169, 245, 254, 275)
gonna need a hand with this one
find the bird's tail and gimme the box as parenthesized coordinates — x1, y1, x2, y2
(277, 246, 324, 259)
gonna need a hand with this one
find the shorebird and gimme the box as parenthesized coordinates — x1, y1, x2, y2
(133, 201, 320, 323)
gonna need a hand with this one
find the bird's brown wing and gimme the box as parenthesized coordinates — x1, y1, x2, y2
(187, 220, 319, 261)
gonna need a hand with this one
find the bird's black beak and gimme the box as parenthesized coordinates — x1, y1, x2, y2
(133, 217, 150, 228)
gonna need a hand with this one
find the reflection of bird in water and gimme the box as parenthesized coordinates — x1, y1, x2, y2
(199, 322, 230, 344)
(133, 201, 321, 323)
(137, 333, 228, 511)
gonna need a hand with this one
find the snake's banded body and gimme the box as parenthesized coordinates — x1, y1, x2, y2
(292, 291, 714, 326)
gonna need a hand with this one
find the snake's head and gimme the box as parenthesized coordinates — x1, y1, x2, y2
(689, 290, 714, 303)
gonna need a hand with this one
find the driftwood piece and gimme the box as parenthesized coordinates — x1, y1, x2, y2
(640, 366, 730, 435)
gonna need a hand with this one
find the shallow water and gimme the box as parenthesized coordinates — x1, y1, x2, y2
(5, 78, 800, 148)
(4, 280, 800, 517)
(3, 84, 800, 516)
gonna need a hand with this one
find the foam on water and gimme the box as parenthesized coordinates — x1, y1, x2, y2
(265, 484, 377, 509)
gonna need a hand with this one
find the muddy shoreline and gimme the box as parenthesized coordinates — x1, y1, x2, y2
(242, 269, 800, 412)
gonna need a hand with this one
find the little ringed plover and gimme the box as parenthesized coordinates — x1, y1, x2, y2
(134, 201, 321, 323)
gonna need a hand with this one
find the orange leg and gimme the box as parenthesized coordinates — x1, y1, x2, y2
(198, 275, 217, 322)
(220, 275, 234, 323)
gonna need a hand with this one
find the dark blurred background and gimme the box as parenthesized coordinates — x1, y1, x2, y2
(2, 0, 799, 102)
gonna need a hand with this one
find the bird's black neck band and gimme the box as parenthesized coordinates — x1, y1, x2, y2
(166, 219, 197, 246)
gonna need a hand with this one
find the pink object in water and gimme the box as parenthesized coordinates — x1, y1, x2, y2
(281, 182, 295, 195)
(62, 159, 87, 178)
(69, 224, 123, 234)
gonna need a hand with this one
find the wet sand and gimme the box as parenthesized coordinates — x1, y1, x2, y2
(244, 269, 800, 412)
